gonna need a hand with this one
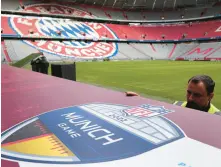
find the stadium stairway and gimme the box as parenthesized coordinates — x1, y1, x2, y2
(129, 44, 153, 59)
(1, 44, 6, 62)
(117, 43, 150, 60)
(1, 41, 12, 62)
(4, 41, 19, 61)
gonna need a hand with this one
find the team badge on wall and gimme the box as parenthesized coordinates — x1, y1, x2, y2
(1, 103, 184, 164)
(9, 4, 118, 59)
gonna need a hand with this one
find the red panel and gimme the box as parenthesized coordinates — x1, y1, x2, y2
(2, 14, 221, 40)
(1, 16, 16, 35)
(107, 20, 221, 40)
(1, 160, 19, 167)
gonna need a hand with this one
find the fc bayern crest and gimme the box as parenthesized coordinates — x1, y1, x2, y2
(9, 4, 118, 59)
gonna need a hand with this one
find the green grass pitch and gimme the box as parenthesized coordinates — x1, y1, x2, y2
(24, 60, 221, 109)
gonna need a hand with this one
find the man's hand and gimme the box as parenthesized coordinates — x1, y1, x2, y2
(125, 91, 139, 97)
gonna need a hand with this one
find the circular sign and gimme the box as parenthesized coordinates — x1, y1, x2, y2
(10, 4, 118, 59)
(1, 103, 184, 164)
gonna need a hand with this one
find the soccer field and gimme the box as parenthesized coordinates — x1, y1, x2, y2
(24, 60, 221, 109)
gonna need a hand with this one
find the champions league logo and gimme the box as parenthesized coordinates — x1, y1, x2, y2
(9, 4, 118, 59)
(1, 103, 185, 164)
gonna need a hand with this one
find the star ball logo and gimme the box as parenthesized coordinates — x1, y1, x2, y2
(1, 103, 184, 165)
(10, 4, 118, 59)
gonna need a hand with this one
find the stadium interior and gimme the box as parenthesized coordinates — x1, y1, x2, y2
(1, 2, 221, 167)
(1, 0, 221, 62)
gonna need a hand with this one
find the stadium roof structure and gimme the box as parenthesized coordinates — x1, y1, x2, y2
(63, 0, 220, 10)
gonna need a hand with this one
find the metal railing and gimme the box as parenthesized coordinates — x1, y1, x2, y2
(2, 10, 221, 25)
(1, 34, 221, 43)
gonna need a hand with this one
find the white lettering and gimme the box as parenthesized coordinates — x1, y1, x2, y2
(35, 7, 49, 13)
(47, 43, 54, 51)
(62, 112, 84, 121)
(72, 11, 82, 16)
(25, 9, 35, 13)
(58, 122, 81, 138)
(96, 133, 123, 146)
(47, 43, 62, 52)
(36, 40, 47, 46)
(81, 49, 96, 56)
(88, 129, 111, 138)
(33, 33, 40, 36)
(83, 126, 102, 132)
(17, 18, 32, 26)
(60, 7, 72, 15)
(71, 133, 81, 138)
(61, 112, 123, 145)
(61, 112, 77, 117)
(90, 47, 106, 56)
(65, 48, 81, 56)
(96, 43, 110, 51)
(215, 26, 221, 32)
(50, 7, 63, 14)
(58, 123, 67, 127)
(53, 45, 62, 52)
(75, 120, 99, 130)
(66, 129, 76, 135)
(58, 123, 70, 130)
(88, 129, 123, 145)
(88, 23, 102, 30)
(69, 119, 84, 124)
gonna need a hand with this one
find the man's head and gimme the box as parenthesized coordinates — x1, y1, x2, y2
(186, 75, 215, 111)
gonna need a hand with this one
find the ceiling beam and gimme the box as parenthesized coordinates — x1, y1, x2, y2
(173, 0, 177, 9)
(152, 0, 157, 9)
(163, 0, 167, 8)
(102, 0, 108, 6)
(112, 0, 118, 7)
(132, 0, 137, 9)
